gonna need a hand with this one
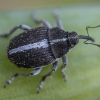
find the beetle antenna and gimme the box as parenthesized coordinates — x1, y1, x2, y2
(79, 25, 100, 47)
(85, 26, 100, 47)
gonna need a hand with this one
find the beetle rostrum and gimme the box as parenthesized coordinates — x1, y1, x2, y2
(0, 12, 99, 93)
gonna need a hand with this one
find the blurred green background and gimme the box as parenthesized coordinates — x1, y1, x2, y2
(0, 0, 100, 100)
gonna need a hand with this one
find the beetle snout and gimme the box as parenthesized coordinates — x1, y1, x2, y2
(68, 32, 79, 47)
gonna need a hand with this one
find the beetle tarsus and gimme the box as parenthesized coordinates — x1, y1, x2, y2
(4, 82, 8, 88)
(37, 82, 43, 93)
(60, 56, 68, 81)
(36, 61, 58, 92)
(4, 80, 12, 88)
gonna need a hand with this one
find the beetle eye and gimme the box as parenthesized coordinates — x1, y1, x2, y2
(74, 38, 79, 45)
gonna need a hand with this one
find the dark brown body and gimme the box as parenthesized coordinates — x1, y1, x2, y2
(7, 27, 77, 68)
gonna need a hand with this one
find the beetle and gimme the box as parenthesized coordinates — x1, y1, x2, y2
(0, 12, 99, 93)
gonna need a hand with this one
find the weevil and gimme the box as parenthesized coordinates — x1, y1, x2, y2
(0, 12, 100, 93)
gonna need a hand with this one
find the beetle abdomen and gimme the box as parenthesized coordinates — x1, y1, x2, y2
(7, 27, 55, 68)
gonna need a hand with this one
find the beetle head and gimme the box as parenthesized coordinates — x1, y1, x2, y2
(67, 25, 100, 47)
(68, 32, 79, 47)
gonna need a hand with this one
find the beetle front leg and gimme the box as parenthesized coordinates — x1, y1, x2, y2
(37, 61, 58, 93)
(61, 56, 68, 81)
(4, 67, 42, 88)
(32, 14, 52, 28)
(0, 24, 31, 37)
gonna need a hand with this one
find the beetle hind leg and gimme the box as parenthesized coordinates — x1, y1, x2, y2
(4, 67, 42, 88)
(37, 61, 58, 93)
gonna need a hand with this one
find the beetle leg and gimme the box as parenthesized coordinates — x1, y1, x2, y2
(0, 24, 31, 37)
(61, 56, 68, 81)
(32, 14, 52, 28)
(53, 10, 63, 29)
(54, 11, 68, 81)
(4, 67, 42, 88)
(37, 61, 58, 93)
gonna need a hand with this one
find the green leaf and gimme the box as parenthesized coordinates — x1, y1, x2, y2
(0, 6, 100, 100)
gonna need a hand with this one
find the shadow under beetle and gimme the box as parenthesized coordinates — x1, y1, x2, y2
(0, 11, 100, 93)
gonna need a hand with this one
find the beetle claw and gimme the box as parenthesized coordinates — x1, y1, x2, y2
(37, 85, 42, 93)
